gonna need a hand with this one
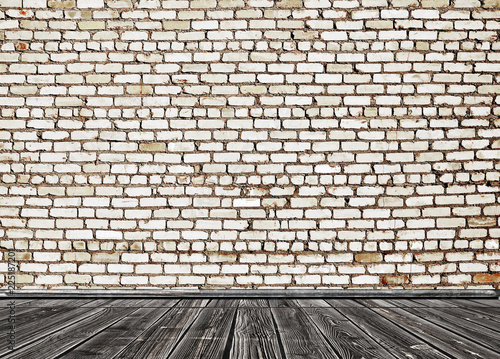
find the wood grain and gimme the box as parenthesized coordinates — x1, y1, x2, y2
(404, 306, 500, 353)
(338, 307, 452, 359)
(304, 306, 394, 359)
(61, 307, 172, 359)
(229, 309, 283, 359)
(374, 307, 500, 359)
(271, 307, 340, 359)
(3, 307, 135, 359)
(167, 308, 236, 359)
(116, 306, 205, 359)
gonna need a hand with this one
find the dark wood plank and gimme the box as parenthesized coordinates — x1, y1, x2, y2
(268, 299, 298, 308)
(467, 306, 500, 320)
(206, 299, 240, 308)
(0, 305, 41, 321)
(230, 309, 283, 359)
(61, 307, 172, 359)
(326, 299, 365, 308)
(0, 306, 60, 332)
(3, 307, 136, 359)
(0, 299, 34, 306)
(411, 299, 457, 308)
(404, 307, 500, 353)
(439, 306, 500, 331)
(167, 308, 236, 359)
(0, 307, 102, 355)
(295, 299, 331, 307)
(17, 299, 95, 308)
(238, 299, 269, 307)
(373, 307, 500, 359)
(338, 307, 451, 359)
(384, 299, 427, 308)
(304, 307, 395, 359)
(175, 299, 210, 307)
(356, 299, 396, 308)
(440, 299, 494, 308)
(82, 299, 116, 307)
(80, 299, 156, 307)
(271, 307, 340, 359)
(105, 299, 156, 307)
(141, 299, 179, 307)
(468, 299, 500, 307)
(116, 306, 205, 359)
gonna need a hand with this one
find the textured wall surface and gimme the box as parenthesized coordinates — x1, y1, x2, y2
(0, 0, 499, 290)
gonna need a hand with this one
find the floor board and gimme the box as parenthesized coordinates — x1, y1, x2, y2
(116, 306, 205, 359)
(271, 307, 340, 359)
(230, 308, 283, 359)
(0, 298, 498, 359)
(304, 306, 394, 359)
(3, 307, 135, 359)
(403, 307, 500, 353)
(374, 307, 500, 359)
(338, 307, 452, 359)
(62, 307, 173, 359)
(167, 308, 236, 359)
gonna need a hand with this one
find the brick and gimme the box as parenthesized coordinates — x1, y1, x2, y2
(473, 273, 500, 283)
(48, 0, 74, 7)
(276, 0, 302, 7)
(355, 253, 383, 263)
(484, 0, 500, 8)
(0, 0, 497, 291)
(381, 275, 409, 285)
(422, 0, 449, 7)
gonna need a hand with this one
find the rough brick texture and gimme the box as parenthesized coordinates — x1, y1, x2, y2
(0, 0, 499, 290)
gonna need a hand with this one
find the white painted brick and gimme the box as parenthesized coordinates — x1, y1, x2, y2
(0, 0, 497, 291)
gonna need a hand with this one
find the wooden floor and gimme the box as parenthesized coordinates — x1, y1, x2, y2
(1, 298, 499, 359)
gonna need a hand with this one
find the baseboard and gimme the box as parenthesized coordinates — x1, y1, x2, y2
(1, 289, 499, 299)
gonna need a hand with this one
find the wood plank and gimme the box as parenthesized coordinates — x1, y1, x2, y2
(167, 308, 236, 359)
(82, 299, 116, 307)
(3, 307, 135, 359)
(373, 307, 500, 359)
(80, 299, 154, 308)
(439, 306, 500, 331)
(268, 299, 298, 308)
(467, 306, 500, 320)
(338, 307, 451, 359)
(175, 299, 210, 307)
(0, 307, 101, 355)
(61, 306, 172, 359)
(0, 306, 59, 331)
(270, 307, 340, 359)
(440, 299, 493, 308)
(295, 299, 331, 307)
(356, 299, 396, 308)
(411, 299, 457, 308)
(17, 299, 95, 308)
(141, 299, 179, 307)
(383, 299, 427, 308)
(468, 299, 500, 307)
(304, 307, 395, 359)
(206, 299, 240, 308)
(325, 299, 365, 308)
(238, 299, 269, 308)
(116, 306, 205, 359)
(229, 309, 283, 359)
(105, 299, 155, 307)
(404, 307, 500, 353)
(0, 299, 34, 306)
(0, 305, 40, 321)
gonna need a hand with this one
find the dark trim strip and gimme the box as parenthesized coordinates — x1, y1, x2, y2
(1, 289, 499, 299)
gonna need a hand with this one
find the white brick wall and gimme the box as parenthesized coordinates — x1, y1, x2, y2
(0, 0, 499, 290)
